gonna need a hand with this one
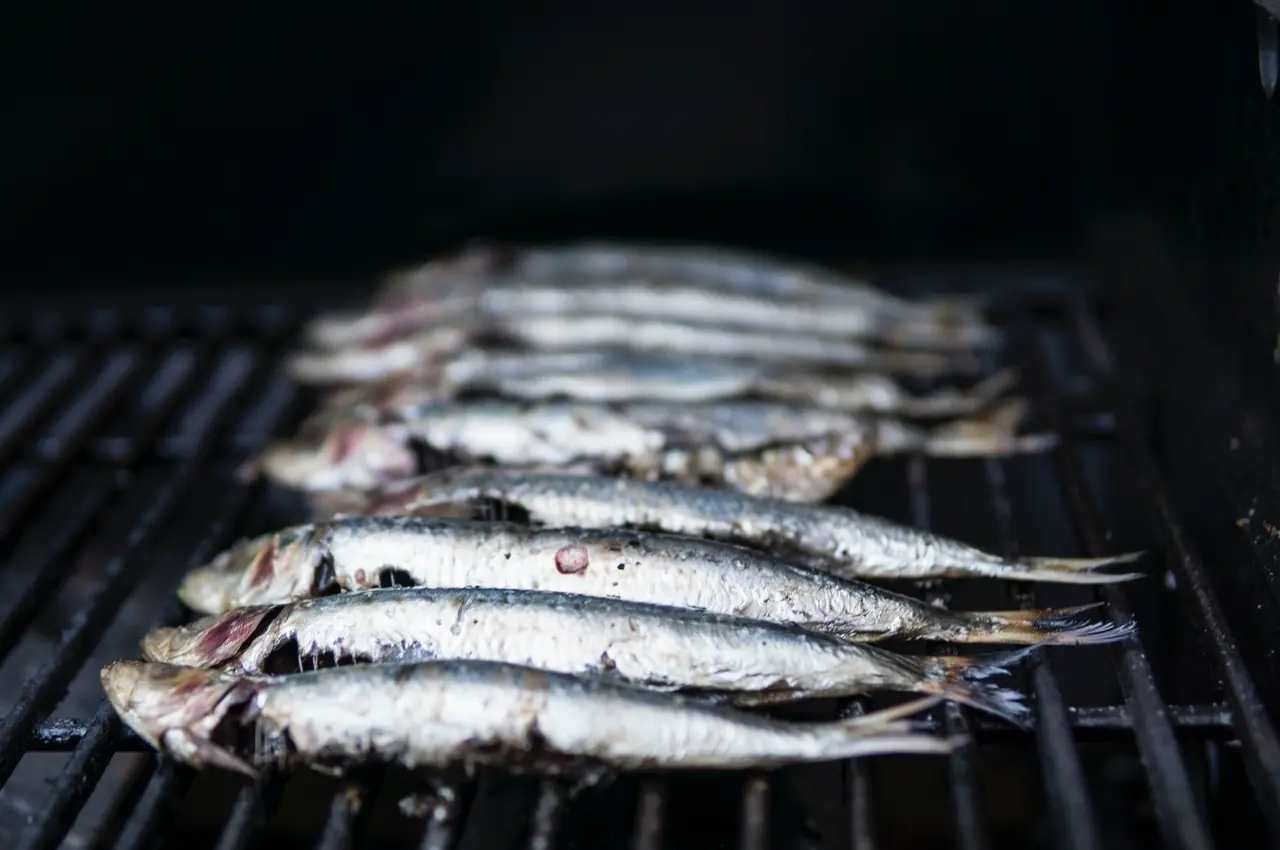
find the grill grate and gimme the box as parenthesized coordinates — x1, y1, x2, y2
(0, 282, 1276, 849)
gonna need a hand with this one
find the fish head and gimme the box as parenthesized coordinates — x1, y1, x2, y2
(179, 528, 326, 614)
(101, 660, 265, 776)
(255, 421, 419, 492)
(142, 605, 279, 668)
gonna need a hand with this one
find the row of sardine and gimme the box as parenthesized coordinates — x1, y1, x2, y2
(103, 241, 1141, 782)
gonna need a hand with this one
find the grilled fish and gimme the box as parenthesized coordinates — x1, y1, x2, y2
(306, 241, 993, 352)
(247, 398, 1056, 500)
(310, 469, 1144, 585)
(305, 353, 1017, 420)
(304, 278, 997, 357)
(288, 317, 981, 386)
(176, 515, 1134, 647)
(142, 587, 1031, 724)
(102, 659, 958, 778)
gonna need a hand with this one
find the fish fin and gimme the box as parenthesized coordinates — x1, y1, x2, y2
(902, 398, 1059, 457)
(839, 694, 947, 733)
(860, 349, 985, 378)
(918, 650, 1035, 728)
(997, 551, 1146, 584)
(951, 604, 1136, 646)
(898, 368, 1020, 419)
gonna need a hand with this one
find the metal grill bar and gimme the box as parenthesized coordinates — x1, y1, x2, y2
(739, 773, 769, 850)
(1, 350, 141, 537)
(525, 781, 566, 850)
(843, 703, 877, 850)
(632, 781, 665, 850)
(982, 458, 1103, 850)
(418, 784, 466, 850)
(1066, 298, 1280, 842)
(0, 347, 265, 790)
(0, 285, 1268, 849)
(906, 455, 989, 850)
(1014, 307, 1215, 850)
(212, 777, 285, 850)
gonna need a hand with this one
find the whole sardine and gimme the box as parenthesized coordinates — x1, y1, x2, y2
(176, 515, 1134, 648)
(246, 397, 1056, 500)
(305, 278, 997, 355)
(101, 659, 959, 778)
(306, 353, 1017, 420)
(310, 470, 1144, 585)
(142, 587, 1030, 724)
(306, 241, 991, 351)
(289, 317, 981, 386)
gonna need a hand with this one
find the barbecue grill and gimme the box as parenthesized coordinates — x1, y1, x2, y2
(6, 1, 1280, 848)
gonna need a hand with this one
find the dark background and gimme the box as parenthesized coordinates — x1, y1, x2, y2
(2, 0, 1274, 291)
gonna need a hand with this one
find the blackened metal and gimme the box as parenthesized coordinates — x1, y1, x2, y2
(112, 759, 193, 850)
(841, 702, 877, 850)
(314, 782, 371, 850)
(906, 455, 989, 850)
(419, 784, 466, 850)
(1016, 307, 1215, 850)
(0, 352, 81, 472)
(16, 701, 124, 850)
(983, 458, 1103, 850)
(632, 782, 665, 850)
(739, 773, 769, 850)
(2, 351, 142, 536)
(213, 778, 286, 850)
(1068, 297, 1280, 844)
(0, 347, 264, 788)
(525, 780, 565, 850)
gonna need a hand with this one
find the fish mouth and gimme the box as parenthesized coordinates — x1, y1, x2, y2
(141, 606, 280, 668)
(256, 423, 420, 493)
(100, 660, 264, 776)
(177, 536, 268, 615)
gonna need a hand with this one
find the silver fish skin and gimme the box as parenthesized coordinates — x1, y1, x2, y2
(176, 516, 1135, 648)
(101, 659, 958, 778)
(248, 398, 1056, 500)
(294, 316, 982, 386)
(312, 470, 1144, 585)
(309, 356, 1017, 421)
(497, 315, 981, 374)
(321, 279, 998, 351)
(141, 587, 1030, 724)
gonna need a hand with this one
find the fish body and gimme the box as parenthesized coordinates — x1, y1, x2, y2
(102, 659, 958, 778)
(177, 516, 1133, 649)
(312, 470, 1143, 585)
(249, 398, 1054, 500)
(142, 587, 1030, 723)
(313, 354, 1016, 415)
(291, 316, 981, 386)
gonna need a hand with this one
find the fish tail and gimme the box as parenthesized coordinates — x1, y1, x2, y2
(913, 398, 1059, 457)
(880, 298, 1004, 351)
(915, 650, 1034, 727)
(950, 603, 1136, 646)
(861, 349, 986, 378)
(828, 695, 961, 759)
(1001, 551, 1146, 584)
(899, 367, 1021, 418)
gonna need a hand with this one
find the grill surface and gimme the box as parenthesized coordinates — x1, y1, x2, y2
(0, 274, 1277, 850)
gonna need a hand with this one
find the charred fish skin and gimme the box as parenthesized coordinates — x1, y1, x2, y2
(142, 587, 1030, 725)
(320, 470, 1144, 585)
(101, 659, 959, 778)
(177, 515, 1136, 648)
